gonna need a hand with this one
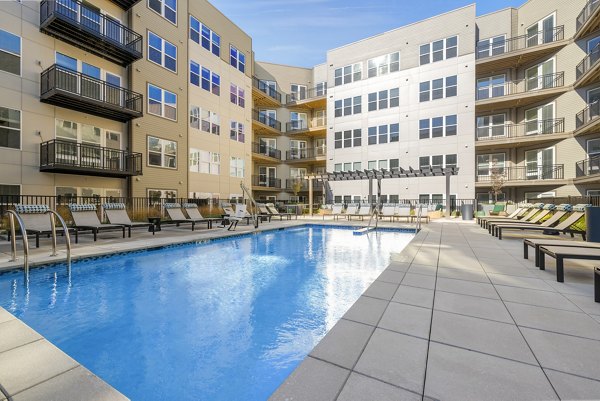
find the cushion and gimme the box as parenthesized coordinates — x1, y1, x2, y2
(163, 203, 182, 209)
(102, 203, 126, 210)
(14, 204, 49, 214)
(182, 203, 198, 209)
(68, 204, 97, 212)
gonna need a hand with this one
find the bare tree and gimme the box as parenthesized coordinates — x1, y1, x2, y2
(489, 158, 505, 202)
(291, 177, 304, 199)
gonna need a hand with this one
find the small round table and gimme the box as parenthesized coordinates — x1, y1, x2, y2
(148, 217, 162, 232)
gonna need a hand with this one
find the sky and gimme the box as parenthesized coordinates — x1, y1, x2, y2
(209, 0, 526, 68)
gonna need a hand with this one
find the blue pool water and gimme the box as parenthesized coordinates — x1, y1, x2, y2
(0, 226, 413, 400)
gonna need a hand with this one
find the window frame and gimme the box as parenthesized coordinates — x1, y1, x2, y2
(419, 35, 458, 65)
(0, 29, 21, 76)
(147, 30, 177, 73)
(147, 135, 177, 169)
(0, 106, 21, 150)
(147, 83, 177, 121)
(148, 0, 177, 25)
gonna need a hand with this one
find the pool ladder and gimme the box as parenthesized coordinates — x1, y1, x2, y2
(6, 209, 72, 283)
(240, 182, 259, 229)
(415, 205, 423, 232)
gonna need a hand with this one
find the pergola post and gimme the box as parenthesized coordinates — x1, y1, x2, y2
(368, 177, 373, 204)
(445, 173, 451, 216)
(377, 177, 382, 206)
(308, 177, 314, 216)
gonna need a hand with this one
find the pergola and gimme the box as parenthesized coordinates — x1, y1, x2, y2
(306, 166, 460, 216)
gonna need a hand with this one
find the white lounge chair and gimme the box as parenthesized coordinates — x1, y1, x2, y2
(380, 204, 398, 222)
(344, 203, 359, 220)
(227, 204, 248, 231)
(396, 204, 412, 222)
(323, 204, 345, 220)
(348, 203, 372, 221)
(68, 204, 126, 241)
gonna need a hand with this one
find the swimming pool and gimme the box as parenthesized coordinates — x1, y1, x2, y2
(0, 225, 413, 400)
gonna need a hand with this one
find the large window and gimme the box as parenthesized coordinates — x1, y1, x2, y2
(230, 45, 245, 73)
(290, 84, 307, 102)
(189, 15, 220, 56)
(477, 75, 505, 99)
(147, 136, 177, 168)
(477, 35, 506, 58)
(334, 129, 361, 149)
(148, 189, 177, 203)
(420, 36, 458, 65)
(334, 96, 361, 117)
(476, 114, 505, 139)
(420, 154, 457, 169)
(230, 157, 245, 178)
(148, 31, 176, 73)
(230, 84, 245, 107)
(0, 107, 20, 149)
(190, 62, 220, 96)
(148, 0, 176, 24)
(189, 106, 219, 135)
(334, 63, 361, 86)
(0, 184, 20, 202)
(0, 29, 20, 76)
(419, 76, 457, 102)
(419, 115, 457, 139)
(367, 88, 399, 111)
(189, 149, 220, 175)
(477, 153, 505, 176)
(368, 124, 399, 145)
(148, 84, 177, 120)
(230, 121, 245, 143)
(367, 52, 400, 78)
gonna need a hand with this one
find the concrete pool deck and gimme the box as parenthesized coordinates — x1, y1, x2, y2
(1, 218, 599, 400)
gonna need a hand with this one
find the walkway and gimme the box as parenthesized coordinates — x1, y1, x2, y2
(270, 220, 600, 400)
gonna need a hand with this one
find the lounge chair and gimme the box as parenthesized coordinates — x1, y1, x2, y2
(344, 203, 359, 220)
(491, 204, 564, 237)
(524, 238, 600, 267)
(182, 203, 224, 228)
(323, 204, 344, 220)
(488, 202, 506, 216)
(220, 202, 252, 225)
(164, 203, 210, 230)
(494, 205, 586, 240)
(227, 204, 248, 231)
(11, 204, 78, 247)
(481, 203, 542, 229)
(538, 245, 600, 282)
(256, 203, 281, 221)
(411, 205, 430, 223)
(477, 205, 528, 226)
(266, 203, 295, 220)
(103, 203, 154, 236)
(487, 203, 549, 233)
(396, 204, 412, 222)
(348, 203, 372, 221)
(68, 204, 126, 241)
(380, 204, 398, 221)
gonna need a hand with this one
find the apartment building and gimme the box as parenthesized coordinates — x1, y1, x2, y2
(251, 61, 327, 203)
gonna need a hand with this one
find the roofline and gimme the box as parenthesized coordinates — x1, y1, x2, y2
(255, 60, 317, 71)
(476, 6, 516, 19)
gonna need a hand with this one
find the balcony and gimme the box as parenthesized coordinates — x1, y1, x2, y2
(285, 119, 327, 136)
(251, 142, 281, 163)
(575, 155, 600, 183)
(108, 0, 141, 10)
(285, 147, 327, 163)
(252, 77, 282, 107)
(576, 0, 600, 40)
(475, 165, 564, 187)
(285, 179, 324, 191)
(40, 64, 143, 122)
(286, 86, 327, 108)
(576, 45, 600, 88)
(252, 175, 281, 190)
(476, 72, 566, 112)
(476, 26, 565, 75)
(575, 101, 600, 136)
(40, 0, 143, 67)
(252, 109, 282, 136)
(40, 139, 142, 178)
(475, 118, 566, 148)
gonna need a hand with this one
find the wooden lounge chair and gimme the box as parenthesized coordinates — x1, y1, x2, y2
(481, 203, 542, 229)
(348, 203, 372, 221)
(524, 238, 600, 267)
(266, 203, 295, 220)
(495, 206, 586, 240)
(477, 206, 527, 227)
(103, 203, 154, 236)
(491, 204, 566, 238)
(380, 204, 398, 221)
(487, 203, 549, 233)
(68, 204, 126, 241)
(182, 203, 224, 228)
(539, 245, 600, 282)
(12, 204, 78, 247)
(323, 204, 345, 220)
(164, 203, 210, 230)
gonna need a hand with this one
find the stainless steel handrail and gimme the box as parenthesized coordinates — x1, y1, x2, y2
(46, 210, 72, 274)
(416, 205, 423, 232)
(6, 211, 30, 282)
(240, 181, 259, 229)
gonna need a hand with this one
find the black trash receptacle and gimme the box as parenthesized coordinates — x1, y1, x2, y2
(461, 203, 474, 220)
(586, 206, 600, 243)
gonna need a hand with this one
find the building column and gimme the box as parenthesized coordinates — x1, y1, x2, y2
(308, 177, 314, 216)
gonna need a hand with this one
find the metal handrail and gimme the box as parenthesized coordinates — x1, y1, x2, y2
(6, 211, 30, 282)
(476, 72, 564, 100)
(476, 26, 564, 60)
(240, 182, 258, 229)
(475, 118, 564, 141)
(577, 0, 600, 32)
(416, 205, 423, 232)
(46, 210, 72, 274)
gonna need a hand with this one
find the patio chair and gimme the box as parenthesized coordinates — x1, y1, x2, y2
(488, 202, 507, 216)
(348, 203, 372, 221)
(487, 203, 550, 233)
(220, 202, 252, 225)
(477, 205, 527, 226)
(68, 204, 126, 241)
(411, 205, 430, 223)
(538, 245, 600, 282)
(103, 203, 154, 236)
(523, 237, 600, 267)
(11, 204, 78, 247)
(257, 203, 282, 221)
(396, 204, 412, 223)
(494, 205, 586, 240)
(323, 204, 345, 220)
(380, 204, 398, 221)
(490, 204, 563, 237)
(266, 203, 296, 220)
(164, 203, 209, 231)
(480, 203, 542, 229)
(227, 204, 248, 231)
(344, 203, 359, 220)
(182, 203, 224, 228)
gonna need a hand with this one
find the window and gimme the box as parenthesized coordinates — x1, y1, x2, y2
(0, 184, 20, 202)
(334, 63, 361, 86)
(230, 121, 245, 143)
(368, 160, 377, 170)
(316, 82, 327, 96)
(189, 15, 220, 56)
(230, 84, 245, 107)
(148, 189, 177, 204)
(230, 45, 245, 73)
(420, 76, 457, 102)
(419, 115, 457, 139)
(476, 114, 505, 139)
(367, 124, 398, 145)
(445, 154, 457, 168)
(343, 162, 352, 171)
(148, 31, 176, 72)
(147, 136, 177, 168)
(367, 52, 400, 78)
(390, 159, 399, 171)
(477, 75, 505, 99)
(148, 0, 176, 24)
(190, 63, 220, 96)
(230, 157, 245, 178)
(353, 162, 362, 171)
(588, 138, 600, 157)
(190, 61, 200, 86)
(420, 154, 456, 169)
(0, 107, 20, 149)
(477, 35, 506, 59)
(335, 96, 361, 117)
(446, 115, 457, 136)
(334, 163, 342, 172)
(0, 29, 20, 75)
(477, 153, 505, 176)
(148, 84, 177, 120)
(190, 106, 219, 135)
(419, 36, 458, 65)
(368, 89, 399, 111)
(190, 106, 200, 129)
(290, 84, 307, 102)
(189, 149, 220, 175)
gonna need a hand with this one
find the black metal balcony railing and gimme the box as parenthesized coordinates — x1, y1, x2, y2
(40, 139, 142, 178)
(576, 100, 600, 129)
(577, 0, 600, 32)
(286, 85, 328, 104)
(40, 0, 143, 66)
(252, 109, 282, 131)
(252, 142, 281, 160)
(285, 179, 324, 191)
(476, 165, 564, 182)
(286, 147, 327, 161)
(476, 72, 564, 101)
(252, 77, 282, 103)
(40, 64, 143, 122)
(476, 118, 564, 141)
(286, 120, 309, 133)
(577, 44, 600, 80)
(476, 26, 564, 60)
(576, 155, 600, 177)
(252, 175, 281, 189)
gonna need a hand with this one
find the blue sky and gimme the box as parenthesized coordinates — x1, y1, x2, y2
(209, 0, 526, 67)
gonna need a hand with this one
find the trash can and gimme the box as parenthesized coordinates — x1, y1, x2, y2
(461, 203, 474, 220)
(586, 206, 600, 243)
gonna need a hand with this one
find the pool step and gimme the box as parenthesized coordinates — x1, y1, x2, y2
(353, 227, 376, 235)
